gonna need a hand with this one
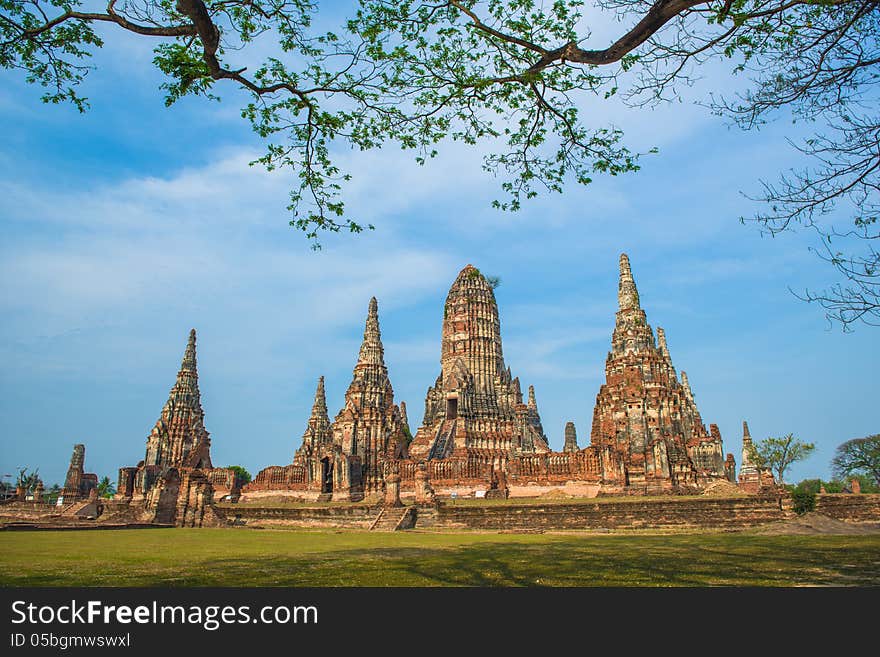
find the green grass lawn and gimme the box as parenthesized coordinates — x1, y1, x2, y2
(1, 529, 878, 586)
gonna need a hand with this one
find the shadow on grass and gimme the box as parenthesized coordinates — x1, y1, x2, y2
(7, 535, 874, 587)
(309, 536, 879, 587)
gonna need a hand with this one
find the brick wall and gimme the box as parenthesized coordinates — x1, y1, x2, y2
(815, 494, 880, 522)
(218, 496, 798, 531)
(432, 496, 792, 530)
(222, 505, 378, 529)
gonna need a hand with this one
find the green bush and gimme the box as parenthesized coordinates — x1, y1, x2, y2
(794, 479, 822, 495)
(823, 480, 844, 493)
(227, 465, 252, 486)
(792, 478, 846, 494)
(791, 490, 816, 515)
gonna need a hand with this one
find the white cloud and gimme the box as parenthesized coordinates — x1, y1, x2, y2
(0, 147, 462, 389)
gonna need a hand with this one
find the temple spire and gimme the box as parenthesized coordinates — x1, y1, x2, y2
(739, 420, 759, 478)
(618, 253, 641, 311)
(312, 376, 328, 418)
(357, 297, 385, 366)
(145, 329, 210, 468)
(165, 328, 202, 412)
(656, 326, 675, 370)
(680, 371, 694, 403)
(563, 422, 579, 453)
(181, 328, 197, 373)
(299, 375, 333, 451)
(400, 401, 410, 432)
(524, 384, 547, 444)
(656, 327, 668, 356)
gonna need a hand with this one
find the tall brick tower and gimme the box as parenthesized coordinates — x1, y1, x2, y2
(590, 254, 724, 492)
(296, 376, 333, 455)
(117, 329, 238, 522)
(331, 297, 410, 492)
(61, 444, 97, 500)
(143, 329, 212, 470)
(563, 422, 579, 453)
(410, 265, 548, 459)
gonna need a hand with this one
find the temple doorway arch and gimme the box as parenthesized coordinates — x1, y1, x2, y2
(321, 457, 334, 494)
(446, 397, 458, 419)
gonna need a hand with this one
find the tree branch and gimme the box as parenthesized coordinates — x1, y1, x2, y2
(12, 9, 195, 39)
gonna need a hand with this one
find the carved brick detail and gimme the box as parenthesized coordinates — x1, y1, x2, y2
(589, 254, 727, 493)
(116, 329, 239, 525)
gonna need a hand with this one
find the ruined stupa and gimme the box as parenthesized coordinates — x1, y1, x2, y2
(589, 254, 725, 492)
(409, 265, 549, 459)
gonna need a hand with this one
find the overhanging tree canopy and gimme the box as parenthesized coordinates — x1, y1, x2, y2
(2, 0, 877, 325)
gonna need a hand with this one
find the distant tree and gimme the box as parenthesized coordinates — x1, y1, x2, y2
(46, 483, 63, 504)
(16, 467, 41, 493)
(748, 434, 815, 485)
(792, 479, 823, 496)
(96, 476, 116, 499)
(848, 473, 880, 494)
(822, 480, 845, 494)
(791, 478, 846, 495)
(228, 465, 252, 486)
(831, 434, 880, 487)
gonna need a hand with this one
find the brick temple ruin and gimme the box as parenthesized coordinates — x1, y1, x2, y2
(15, 253, 778, 526)
(243, 255, 740, 501)
(60, 444, 98, 503)
(737, 420, 776, 493)
(7, 254, 872, 531)
(113, 329, 241, 525)
(588, 254, 727, 493)
(248, 298, 413, 502)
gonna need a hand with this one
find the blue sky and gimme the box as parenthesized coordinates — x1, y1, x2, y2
(1, 6, 876, 490)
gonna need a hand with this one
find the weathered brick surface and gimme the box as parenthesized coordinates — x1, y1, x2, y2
(214, 496, 796, 531)
(8, 495, 877, 531)
(224, 505, 379, 529)
(113, 329, 239, 526)
(563, 422, 579, 453)
(815, 494, 880, 522)
(0, 501, 65, 522)
(61, 444, 98, 501)
(589, 254, 726, 494)
(0, 500, 115, 526)
(247, 298, 409, 501)
(408, 265, 550, 460)
(432, 496, 793, 531)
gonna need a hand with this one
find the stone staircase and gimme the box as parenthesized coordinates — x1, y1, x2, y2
(369, 506, 417, 532)
(60, 499, 100, 518)
(316, 493, 333, 502)
(57, 500, 86, 515)
(429, 419, 456, 460)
